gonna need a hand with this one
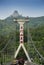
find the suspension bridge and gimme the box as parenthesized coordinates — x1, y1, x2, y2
(0, 16, 44, 65)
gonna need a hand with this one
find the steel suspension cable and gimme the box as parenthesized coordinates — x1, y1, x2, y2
(0, 30, 16, 53)
(27, 23, 44, 60)
(0, 36, 13, 53)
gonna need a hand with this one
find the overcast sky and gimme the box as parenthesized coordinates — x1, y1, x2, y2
(0, 0, 44, 19)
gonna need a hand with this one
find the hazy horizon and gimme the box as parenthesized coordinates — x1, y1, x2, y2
(0, 0, 44, 19)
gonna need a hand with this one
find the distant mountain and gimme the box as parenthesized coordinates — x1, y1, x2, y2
(0, 11, 44, 31)
(12, 10, 19, 17)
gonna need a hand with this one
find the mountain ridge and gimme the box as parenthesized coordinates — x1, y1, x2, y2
(0, 11, 44, 29)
